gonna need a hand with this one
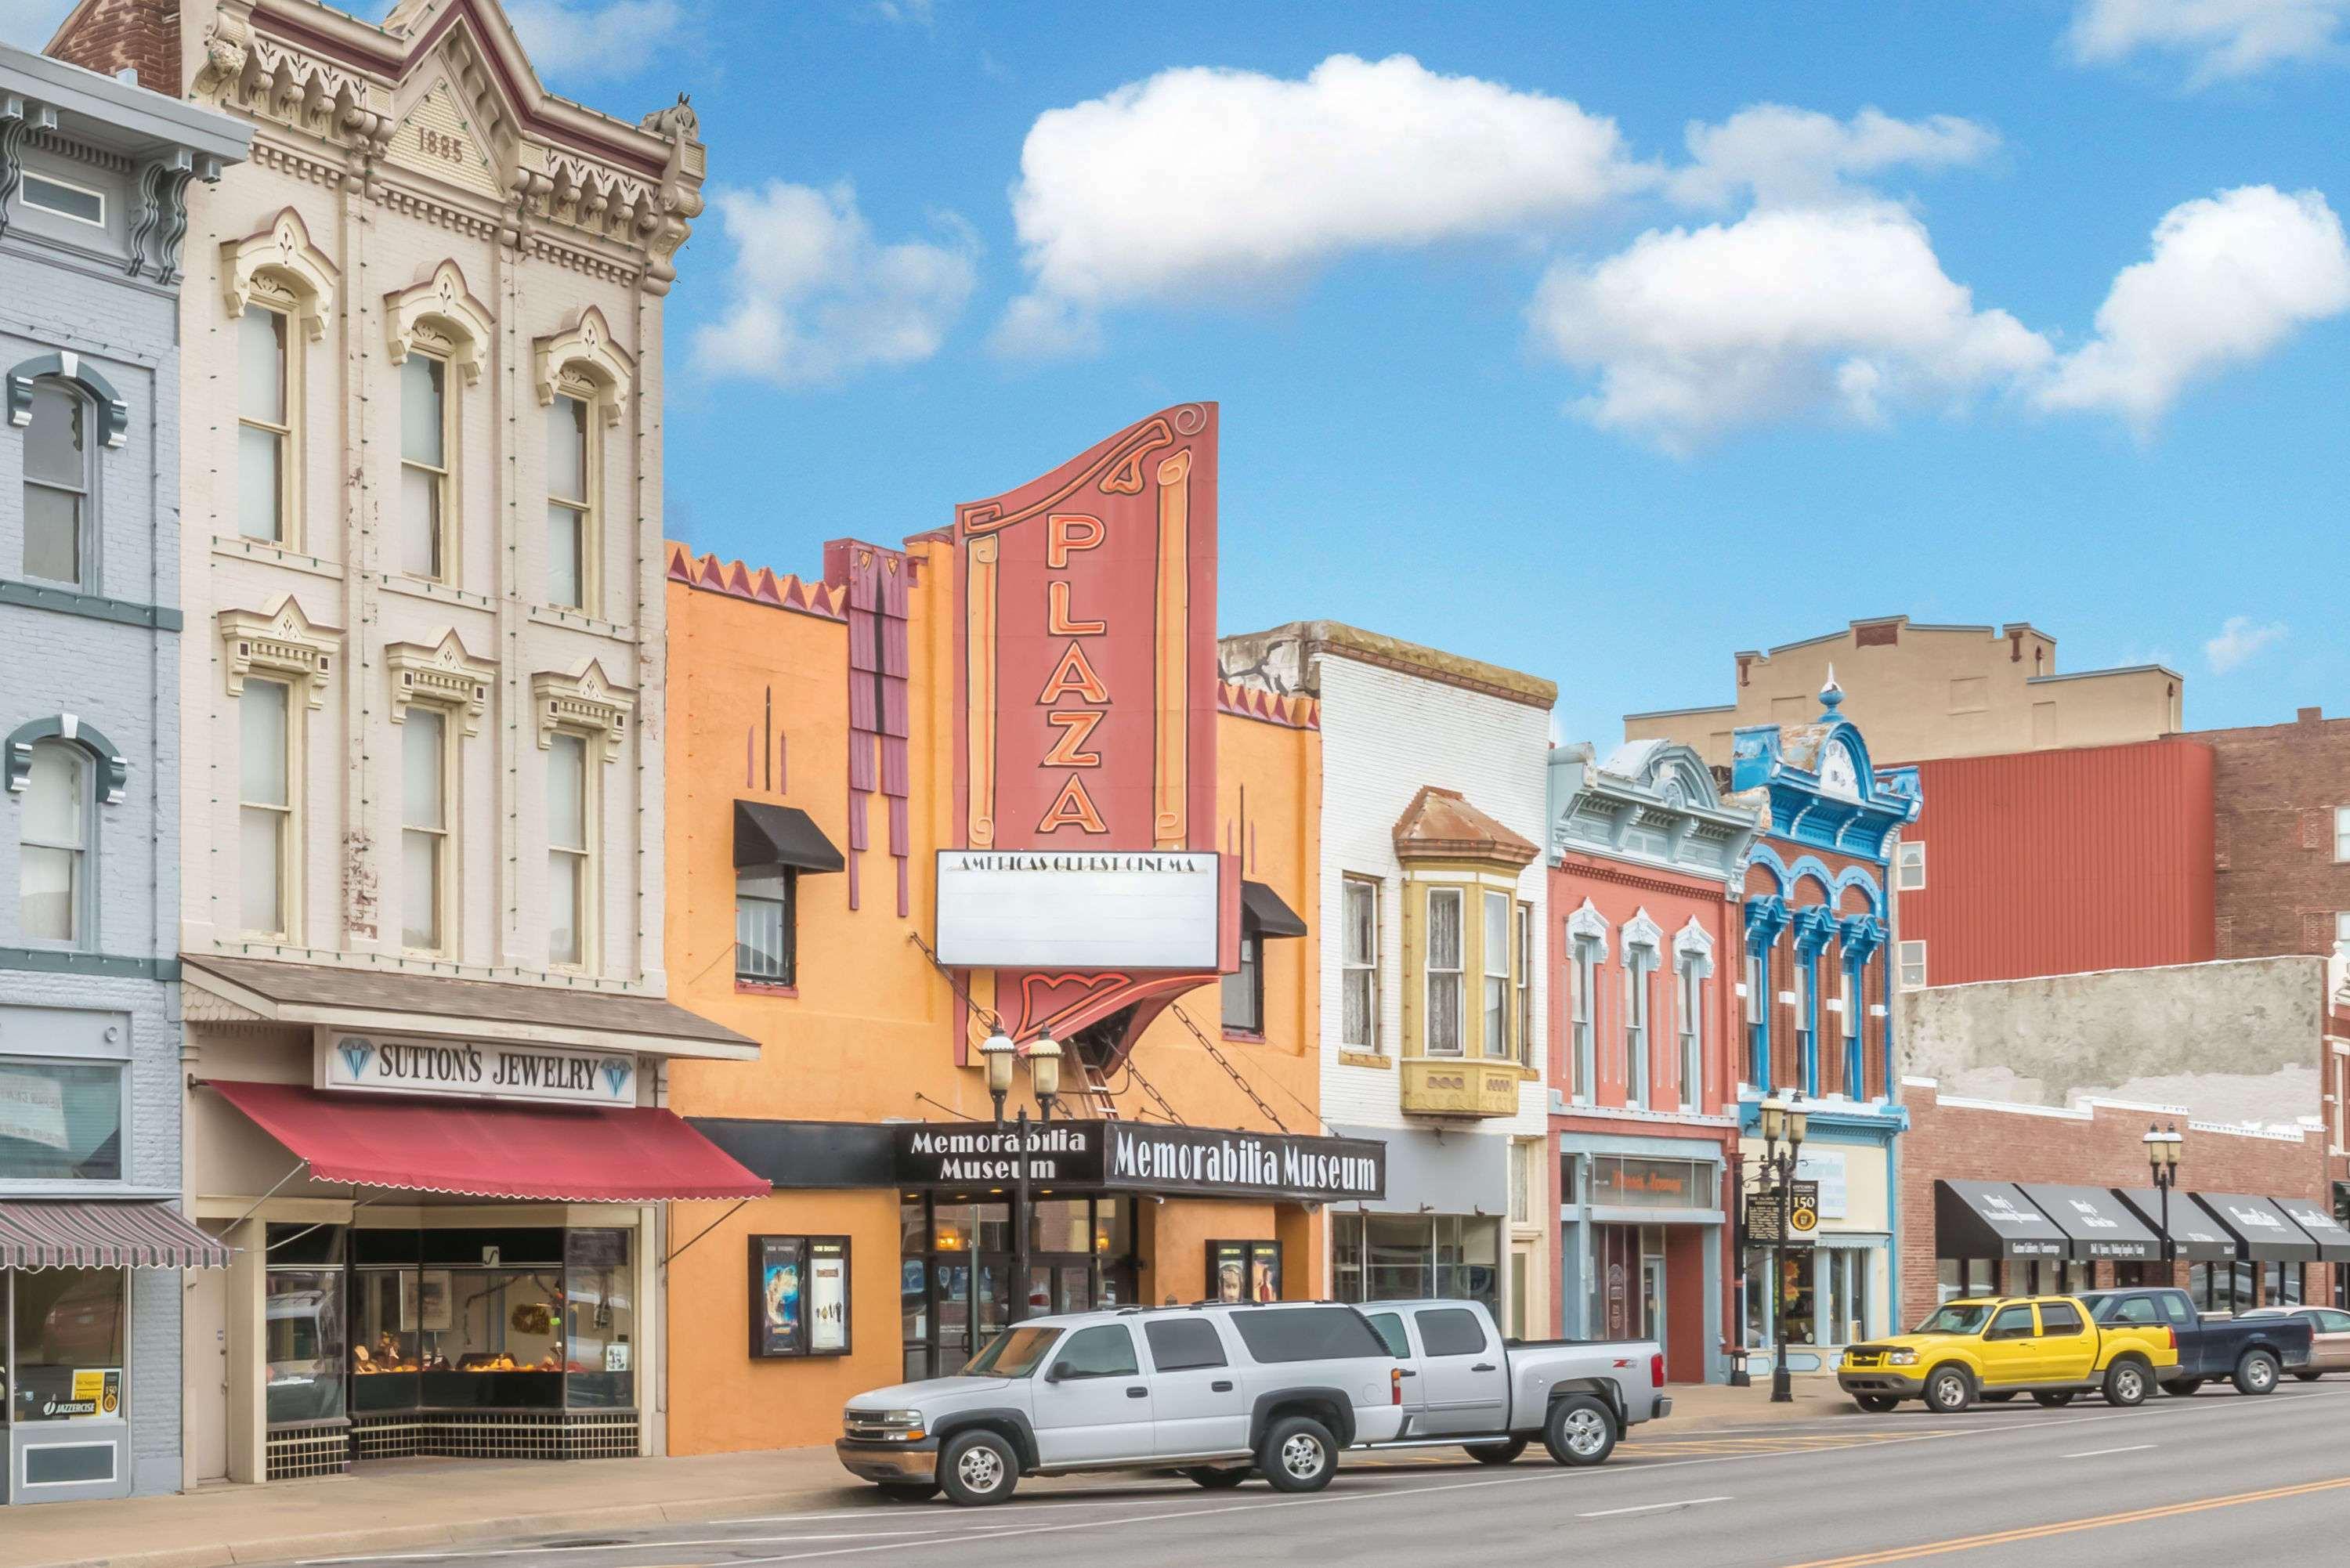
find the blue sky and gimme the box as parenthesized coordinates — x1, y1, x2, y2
(11, 1, 2345, 743)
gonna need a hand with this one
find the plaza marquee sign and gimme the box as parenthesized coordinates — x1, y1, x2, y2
(893, 1120, 1386, 1202)
(316, 1029, 638, 1107)
(932, 850, 1220, 969)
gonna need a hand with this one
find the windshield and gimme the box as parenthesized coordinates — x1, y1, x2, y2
(961, 1324, 1061, 1378)
(1912, 1302, 1995, 1335)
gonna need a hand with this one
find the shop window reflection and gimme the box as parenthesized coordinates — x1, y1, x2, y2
(266, 1267, 345, 1425)
(11, 1266, 126, 1425)
(1333, 1212, 1501, 1314)
(564, 1230, 634, 1408)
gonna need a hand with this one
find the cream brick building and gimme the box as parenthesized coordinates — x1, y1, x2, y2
(50, 0, 761, 1490)
(1220, 622, 1556, 1337)
(1626, 616, 2184, 767)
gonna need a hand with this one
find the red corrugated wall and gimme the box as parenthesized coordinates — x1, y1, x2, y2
(1903, 739, 2214, 985)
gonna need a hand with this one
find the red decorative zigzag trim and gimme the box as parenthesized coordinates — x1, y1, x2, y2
(1217, 679, 1319, 731)
(664, 541, 849, 623)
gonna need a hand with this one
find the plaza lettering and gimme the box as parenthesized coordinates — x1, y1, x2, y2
(1036, 511, 1110, 836)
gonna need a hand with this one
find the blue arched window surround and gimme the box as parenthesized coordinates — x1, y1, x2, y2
(5, 714, 128, 804)
(5, 352, 129, 449)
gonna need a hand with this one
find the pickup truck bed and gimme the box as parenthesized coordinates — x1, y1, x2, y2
(2079, 1288, 2312, 1396)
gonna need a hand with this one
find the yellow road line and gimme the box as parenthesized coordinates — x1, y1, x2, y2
(1778, 1476, 2350, 1566)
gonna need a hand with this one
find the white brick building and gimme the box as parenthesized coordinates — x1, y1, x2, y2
(1220, 622, 1556, 1335)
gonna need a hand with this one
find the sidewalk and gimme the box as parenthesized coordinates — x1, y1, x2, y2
(3, 1380, 1859, 1568)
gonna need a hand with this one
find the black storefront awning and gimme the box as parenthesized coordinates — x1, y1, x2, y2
(1935, 1180, 2069, 1260)
(2112, 1188, 2238, 1262)
(2017, 1184, 2161, 1262)
(2274, 1195, 2350, 1262)
(735, 800, 845, 873)
(1241, 880, 1309, 939)
(2193, 1193, 2319, 1262)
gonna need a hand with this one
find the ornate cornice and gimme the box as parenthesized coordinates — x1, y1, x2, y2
(222, 207, 340, 340)
(219, 594, 341, 706)
(385, 629, 494, 735)
(531, 661, 633, 761)
(383, 259, 494, 382)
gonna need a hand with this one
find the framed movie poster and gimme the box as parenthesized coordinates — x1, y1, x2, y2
(1247, 1241, 1282, 1303)
(749, 1234, 853, 1358)
(1206, 1241, 1282, 1302)
(750, 1235, 806, 1358)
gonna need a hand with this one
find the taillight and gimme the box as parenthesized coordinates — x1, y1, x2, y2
(2164, 1325, 2176, 1352)
(1391, 1367, 1404, 1405)
(1650, 1352, 1665, 1389)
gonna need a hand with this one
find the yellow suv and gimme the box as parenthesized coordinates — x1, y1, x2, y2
(1838, 1296, 2178, 1414)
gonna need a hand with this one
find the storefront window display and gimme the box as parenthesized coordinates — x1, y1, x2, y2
(898, 1194, 1135, 1382)
(2189, 1260, 2257, 1314)
(1744, 1245, 1873, 1349)
(1935, 1259, 1997, 1305)
(1332, 1214, 1499, 1313)
(8, 1268, 127, 1425)
(0, 1060, 123, 1182)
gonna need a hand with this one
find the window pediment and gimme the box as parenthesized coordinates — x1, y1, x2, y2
(219, 594, 340, 706)
(7, 351, 128, 450)
(384, 260, 494, 383)
(221, 208, 338, 341)
(532, 660, 633, 761)
(386, 630, 495, 735)
(534, 305, 634, 427)
(4, 714, 127, 804)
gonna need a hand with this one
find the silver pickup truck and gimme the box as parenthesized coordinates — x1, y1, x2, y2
(1359, 1299, 1668, 1466)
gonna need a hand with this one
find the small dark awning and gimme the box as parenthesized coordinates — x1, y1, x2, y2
(1241, 880, 1308, 939)
(0, 1200, 233, 1270)
(2113, 1188, 2237, 1262)
(735, 800, 844, 873)
(2016, 1184, 2161, 1262)
(2274, 1196, 2350, 1263)
(2193, 1193, 2319, 1263)
(1934, 1180, 2068, 1259)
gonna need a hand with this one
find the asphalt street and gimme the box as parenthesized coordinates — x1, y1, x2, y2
(281, 1382, 2350, 1568)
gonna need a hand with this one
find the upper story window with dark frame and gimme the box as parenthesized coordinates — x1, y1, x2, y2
(1222, 929, 1264, 1034)
(19, 739, 91, 945)
(22, 378, 92, 587)
(736, 865, 794, 985)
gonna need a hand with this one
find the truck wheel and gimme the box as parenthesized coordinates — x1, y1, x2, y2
(2233, 1350, 2280, 1396)
(877, 1481, 940, 1503)
(1466, 1438, 1528, 1465)
(1853, 1394, 1901, 1413)
(1922, 1365, 1975, 1414)
(2031, 1390, 2075, 1407)
(1258, 1415, 1337, 1493)
(2160, 1378, 2201, 1397)
(1542, 1394, 1618, 1466)
(938, 1429, 1018, 1505)
(2102, 1358, 2151, 1407)
(1184, 1466, 1251, 1488)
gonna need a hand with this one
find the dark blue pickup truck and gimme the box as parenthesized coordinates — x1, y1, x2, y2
(2077, 1288, 2313, 1396)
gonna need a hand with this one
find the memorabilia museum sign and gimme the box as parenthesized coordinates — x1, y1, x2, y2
(893, 1119, 1386, 1202)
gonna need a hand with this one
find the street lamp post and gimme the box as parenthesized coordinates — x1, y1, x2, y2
(2146, 1122, 2183, 1281)
(1759, 1091, 1810, 1404)
(981, 1032, 1063, 1326)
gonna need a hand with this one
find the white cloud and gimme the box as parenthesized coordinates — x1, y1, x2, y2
(2066, 0, 2349, 84)
(1529, 201, 2052, 451)
(504, 0, 685, 83)
(2037, 185, 2350, 424)
(0, 0, 78, 49)
(1668, 106, 2000, 211)
(692, 180, 978, 388)
(870, 0, 937, 24)
(2204, 615, 2287, 672)
(997, 52, 1647, 356)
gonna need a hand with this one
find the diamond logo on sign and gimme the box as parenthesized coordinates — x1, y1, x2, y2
(601, 1059, 631, 1098)
(338, 1037, 376, 1082)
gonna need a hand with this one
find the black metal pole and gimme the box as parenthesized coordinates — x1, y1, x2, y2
(1728, 1154, 1751, 1387)
(1010, 1105, 1032, 1324)
(1770, 1145, 1792, 1403)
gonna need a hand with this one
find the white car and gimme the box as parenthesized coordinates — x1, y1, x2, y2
(837, 1300, 1406, 1505)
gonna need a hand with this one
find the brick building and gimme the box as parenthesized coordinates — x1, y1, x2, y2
(2201, 707, 2350, 962)
(0, 42, 246, 1507)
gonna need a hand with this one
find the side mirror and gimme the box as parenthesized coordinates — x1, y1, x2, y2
(1046, 1361, 1075, 1383)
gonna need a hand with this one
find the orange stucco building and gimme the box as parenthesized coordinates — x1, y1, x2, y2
(660, 407, 1357, 1455)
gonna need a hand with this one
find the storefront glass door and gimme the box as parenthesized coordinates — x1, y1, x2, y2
(901, 1195, 1135, 1380)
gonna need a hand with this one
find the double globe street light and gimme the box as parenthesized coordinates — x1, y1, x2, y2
(1756, 1090, 1810, 1404)
(978, 1029, 1062, 1325)
(2145, 1121, 2184, 1270)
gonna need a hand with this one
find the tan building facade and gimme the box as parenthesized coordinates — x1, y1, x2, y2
(1626, 616, 2182, 767)
(49, 0, 764, 1491)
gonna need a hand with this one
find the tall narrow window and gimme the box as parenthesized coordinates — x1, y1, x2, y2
(1481, 891, 1510, 1058)
(1514, 902, 1534, 1068)
(23, 380, 87, 585)
(1898, 941, 1927, 989)
(2336, 806, 2350, 862)
(735, 866, 793, 983)
(1744, 949, 1765, 1086)
(1840, 966, 1859, 1093)
(1571, 940, 1598, 1100)
(1425, 888, 1464, 1057)
(547, 732, 590, 968)
(1896, 840, 1925, 891)
(547, 393, 591, 610)
(1625, 951, 1651, 1107)
(238, 309, 290, 542)
(240, 679, 292, 937)
(400, 709, 449, 953)
(400, 354, 449, 580)
(1222, 931, 1264, 1034)
(1795, 957, 1816, 1093)
(1341, 876, 1379, 1052)
(20, 740, 88, 943)
(1676, 957, 1702, 1113)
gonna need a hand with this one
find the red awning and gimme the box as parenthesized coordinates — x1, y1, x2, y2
(208, 1081, 770, 1202)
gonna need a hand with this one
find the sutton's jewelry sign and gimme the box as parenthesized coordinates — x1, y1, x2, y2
(315, 1029, 638, 1106)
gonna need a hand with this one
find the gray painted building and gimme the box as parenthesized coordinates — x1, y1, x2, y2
(0, 43, 247, 1507)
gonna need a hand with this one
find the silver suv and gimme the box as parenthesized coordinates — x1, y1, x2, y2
(837, 1301, 1408, 1505)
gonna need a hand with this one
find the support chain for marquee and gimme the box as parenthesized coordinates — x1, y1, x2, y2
(1167, 1003, 1287, 1133)
(1111, 1053, 1186, 1126)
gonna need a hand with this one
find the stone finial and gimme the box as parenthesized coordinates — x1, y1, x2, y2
(1820, 665, 1846, 715)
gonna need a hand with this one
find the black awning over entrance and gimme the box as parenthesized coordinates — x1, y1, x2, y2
(2193, 1193, 2319, 1262)
(2016, 1184, 2160, 1262)
(2275, 1195, 2350, 1262)
(2112, 1188, 2237, 1262)
(1241, 880, 1309, 939)
(1934, 1180, 2068, 1260)
(734, 800, 845, 873)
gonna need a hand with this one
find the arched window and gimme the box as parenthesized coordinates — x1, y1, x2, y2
(20, 739, 89, 943)
(22, 378, 92, 587)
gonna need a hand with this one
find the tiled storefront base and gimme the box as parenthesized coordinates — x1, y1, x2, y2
(266, 1411, 641, 1479)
